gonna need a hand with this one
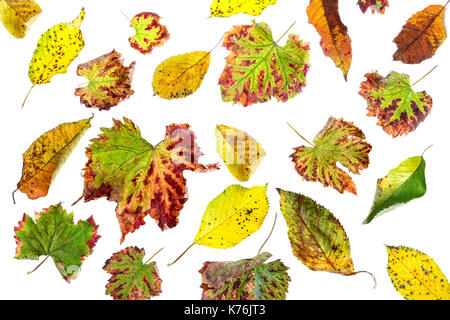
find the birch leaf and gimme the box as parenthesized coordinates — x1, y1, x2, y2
(129, 12, 169, 54)
(210, 0, 277, 17)
(13, 117, 92, 202)
(0, 0, 41, 38)
(215, 124, 266, 182)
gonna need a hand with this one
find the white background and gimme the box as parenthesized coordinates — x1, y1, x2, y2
(1, 0, 449, 300)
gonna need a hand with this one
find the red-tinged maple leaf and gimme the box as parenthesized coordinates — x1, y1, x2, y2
(80, 117, 218, 243)
(358, 0, 389, 14)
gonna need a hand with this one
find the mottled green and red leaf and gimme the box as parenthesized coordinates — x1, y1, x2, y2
(129, 12, 169, 54)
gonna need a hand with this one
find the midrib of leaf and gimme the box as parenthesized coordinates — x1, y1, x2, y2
(166, 52, 209, 86)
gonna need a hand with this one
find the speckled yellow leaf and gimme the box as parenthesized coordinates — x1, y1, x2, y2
(13, 117, 92, 202)
(386, 245, 450, 300)
(0, 0, 41, 38)
(210, 0, 277, 17)
(215, 125, 265, 182)
(153, 51, 210, 99)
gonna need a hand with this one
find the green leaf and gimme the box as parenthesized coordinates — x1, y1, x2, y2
(103, 246, 162, 300)
(363, 156, 427, 224)
(199, 252, 290, 300)
(14, 204, 100, 282)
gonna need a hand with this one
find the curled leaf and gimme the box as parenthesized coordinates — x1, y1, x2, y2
(103, 246, 162, 300)
(307, 0, 352, 80)
(153, 51, 210, 99)
(359, 71, 432, 137)
(200, 252, 290, 300)
(210, 0, 278, 17)
(393, 5, 447, 64)
(219, 21, 310, 107)
(13, 117, 92, 202)
(14, 204, 100, 282)
(358, 0, 389, 14)
(386, 245, 449, 300)
(0, 0, 41, 38)
(215, 124, 266, 182)
(75, 50, 135, 111)
(129, 12, 169, 54)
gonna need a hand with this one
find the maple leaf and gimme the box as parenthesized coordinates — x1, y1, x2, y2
(393, 4, 447, 64)
(13, 117, 92, 203)
(103, 246, 162, 300)
(219, 21, 310, 107)
(359, 71, 433, 137)
(307, 0, 352, 80)
(386, 246, 450, 300)
(153, 51, 210, 99)
(0, 0, 41, 38)
(200, 252, 290, 300)
(23, 8, 85, 107)
(210, 0, 278, 17)
(289, 117, 371, 195)
(80, 117, 218, 243)
(75, 50, 135, 111)
(129, 12, 169, 54)
(14, 204, 100, 282)
(357, 0, 389, 14)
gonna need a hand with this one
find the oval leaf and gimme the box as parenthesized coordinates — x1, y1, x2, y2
(210, 0, 278, 17)
(0, 0, 41, 38)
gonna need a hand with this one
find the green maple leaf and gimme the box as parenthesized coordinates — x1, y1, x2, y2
(290, 117, 372, 195)
(103, 246, 162, 300)
(359, 71, 433, 137)
(219, 21, 310, 107)
(129, 12, 169, 54)
(199, 252, 290, 300)
(75, 50, 135, 111)
(14, 204, 100, 282)
(81, 117, 218, 243)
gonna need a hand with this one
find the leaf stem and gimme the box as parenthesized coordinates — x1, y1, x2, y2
(343, 270, 377, 289)
(12, 189, 17, 205)
(27, 255, 49, 275)
(167, 243, 195, 266)
(71, 194, 84, 206)
(145, 247, 164, 264)
(411, 65, 437, 87)
(21, 85, 35, 109)
(287, 122, 315, 147)
(276, 21, 296, 44)
(120, 9, 131, 23)
(258, 213, 277, 255)
(422, 144, 433, 157)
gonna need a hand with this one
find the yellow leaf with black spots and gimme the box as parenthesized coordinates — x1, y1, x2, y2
(0, 0, 41, 38)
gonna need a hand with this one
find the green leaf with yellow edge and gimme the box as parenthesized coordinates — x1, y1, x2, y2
(215, 125, 266, 182)
(129, 12, 169, 54)
(0, 0, 41, 38)
(199, 252, 290, 300)
(103, 246, 162, 300)
(13, 116, 92, 203)
(210, 0, 278, 17)
(153, 51, 210, 99)
(169, 184, 269, 265)
(363, 155, 427, 224)
(23, 8, 85, 108)
(278, 189, 376, 284)
(386, 245, 450, 300)
(14, 204, 100, 282)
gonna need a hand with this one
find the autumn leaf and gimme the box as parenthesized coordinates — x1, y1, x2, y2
(14, 204, 100, 282)
(363, 154, 427, 224)
(357, 0, 389, 14)
(307, 0, 352, 80)
(13, 117, 92, 203)
(359, 71, 433, 137)
(169, 184, 269, 265)
(289, 117, 371, 195)
(393, 4, 447, 64)
(75, 50, 135, 111)
(0, 0, 41, 38)
(210, 0, 277, 17)
(219, 21, 310, 107)
(215, 125, 266, 182)
(129, 12, 169, 54)
(23, 8, 85, 108)
(80, 118, 218, 243)
(200, 252, 290, 300)
(153, 51, 210, 99)
(278, 189, 375, 284)
(386, 246, 449, 300)
(103, 246, 162, 300)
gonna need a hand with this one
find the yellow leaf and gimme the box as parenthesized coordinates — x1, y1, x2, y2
(386, 245, 450, 300)
(0, 0, 41, 38)
(152, 51, 210, 99)
(215, 125, 266, 182)
(210, 0, 278, 17)
(13, 117, 92, 202)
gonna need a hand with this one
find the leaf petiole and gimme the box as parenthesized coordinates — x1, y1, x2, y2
(27, 255, 49, 275)
(411, 65, 437, 87)
(287, 122, 315, 147)
(167, 243, 194, 266)
(258, 213, 277, 255)
(276, 21, 296, 44)
(145, 247, 164, 264)
(21, 85, 35, 109)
